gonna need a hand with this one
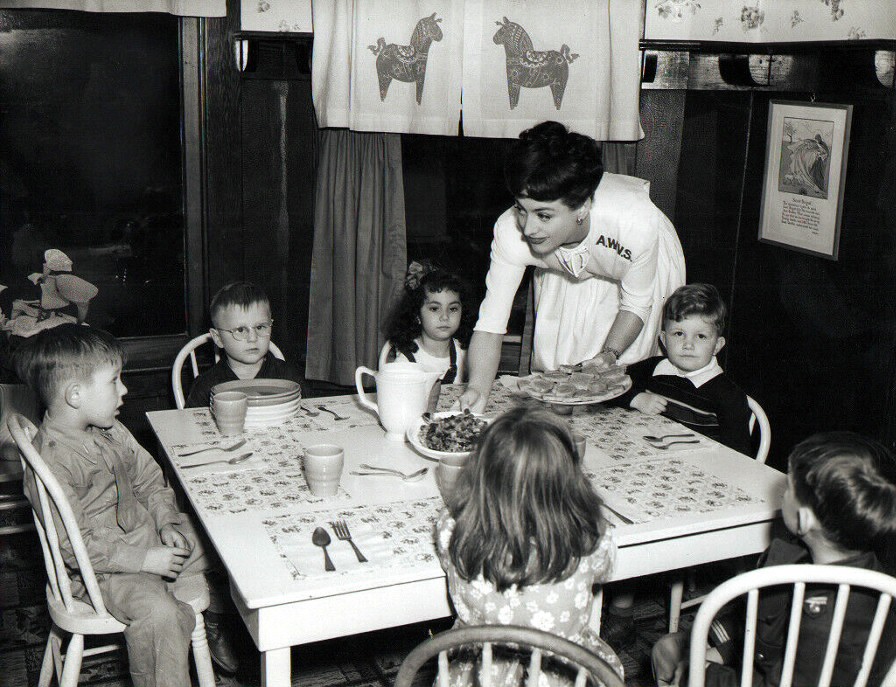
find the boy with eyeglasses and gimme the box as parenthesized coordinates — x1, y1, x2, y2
(185, 282, 307, 407)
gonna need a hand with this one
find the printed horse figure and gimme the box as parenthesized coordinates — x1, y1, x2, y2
(369, 13, 443, 104)
(493, 17, 578, 110)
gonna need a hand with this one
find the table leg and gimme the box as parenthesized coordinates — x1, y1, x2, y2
(261, 647, 291, 687)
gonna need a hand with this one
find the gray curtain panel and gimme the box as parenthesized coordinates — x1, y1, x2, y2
(305, 129, 407, 386)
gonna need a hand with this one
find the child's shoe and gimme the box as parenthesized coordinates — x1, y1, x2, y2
(600, 607, 637, 651)
(205, 611, 240, 674)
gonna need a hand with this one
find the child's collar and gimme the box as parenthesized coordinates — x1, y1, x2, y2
(39, 416, 111, 462)
(652, 356, 723, 388)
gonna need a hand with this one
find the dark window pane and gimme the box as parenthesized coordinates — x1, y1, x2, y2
(0, 9, 186, 338)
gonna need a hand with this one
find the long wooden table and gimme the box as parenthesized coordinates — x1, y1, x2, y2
(147, 385, 785, 687)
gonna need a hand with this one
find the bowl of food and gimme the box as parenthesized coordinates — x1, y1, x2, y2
(406, 410, 491, 460)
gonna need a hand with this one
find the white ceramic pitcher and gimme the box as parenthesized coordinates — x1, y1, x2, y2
(355, 362, 441, 440)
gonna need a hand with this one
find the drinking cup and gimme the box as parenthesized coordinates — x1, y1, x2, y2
(303, 444, 345, 496)
(573, 432, 587, 459)
(211, 391, 248, 436)
(435, 454, 467, 503)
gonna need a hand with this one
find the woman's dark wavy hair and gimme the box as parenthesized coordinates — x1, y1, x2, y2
(789, 432, 896, 563)
(383, 269, 475, 352)
(504, 121, 603, 209)
(446, 402, 606, 591)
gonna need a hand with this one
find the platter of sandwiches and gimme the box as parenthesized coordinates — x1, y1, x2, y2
(516, 365, 632, 405)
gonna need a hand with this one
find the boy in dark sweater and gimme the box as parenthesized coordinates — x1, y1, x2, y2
(613, 283, 751, 455)
(652, 432, 896, 687)
(185, 282, 307, 407)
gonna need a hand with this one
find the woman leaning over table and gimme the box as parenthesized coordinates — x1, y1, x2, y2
(460, 121, 686, 413)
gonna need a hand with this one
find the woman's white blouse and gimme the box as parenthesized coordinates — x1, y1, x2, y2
(474, 173, 685, 369)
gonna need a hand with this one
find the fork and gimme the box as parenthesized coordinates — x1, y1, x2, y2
(651, 439, 700, 450)
(317, 404, 349, 420)
(330, 520, 367, 562)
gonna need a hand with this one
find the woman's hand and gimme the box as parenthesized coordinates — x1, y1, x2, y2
(458, 387, 487, 413)
(579, 351, 618, 371)
(630, 392, 667, 415)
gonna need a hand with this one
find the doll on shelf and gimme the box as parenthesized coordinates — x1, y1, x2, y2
(6, 249, 98, 338)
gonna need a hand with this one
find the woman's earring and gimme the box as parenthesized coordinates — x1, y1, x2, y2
(576, 215, 584, 226)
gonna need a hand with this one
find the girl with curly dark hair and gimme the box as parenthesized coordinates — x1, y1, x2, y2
(379, 263, 474, 383)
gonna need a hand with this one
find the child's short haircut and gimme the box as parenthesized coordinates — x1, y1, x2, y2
(210, 282, 271, 327)
(789, 432, 896, 555)
(663, 283, 727, 335)
(13, 324, 124, 407)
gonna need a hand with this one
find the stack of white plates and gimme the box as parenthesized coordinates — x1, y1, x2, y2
(210, 379, 302, 428)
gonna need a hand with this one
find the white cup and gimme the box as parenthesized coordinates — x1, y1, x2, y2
(303, 444, 345, 497)
(435, 454, 468, 503)
(212, 391, 248, 436)
(573, 432, 587, 459)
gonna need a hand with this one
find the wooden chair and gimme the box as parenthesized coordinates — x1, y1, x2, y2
(668, 395, 772, 632)
(687, 564, 896, 687)
(8, 414, 216, 687)
(171, 332, 285, 409)
(394, 625, 625, 687)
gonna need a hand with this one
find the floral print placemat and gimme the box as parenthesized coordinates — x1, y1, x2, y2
(262, 497, 443, 581)
(587, 457, 764, 524)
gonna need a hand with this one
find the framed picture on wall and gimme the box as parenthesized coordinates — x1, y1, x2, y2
(758, 100, 852, 260)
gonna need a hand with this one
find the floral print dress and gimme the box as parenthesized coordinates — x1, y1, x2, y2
(436, 511, 624, 687)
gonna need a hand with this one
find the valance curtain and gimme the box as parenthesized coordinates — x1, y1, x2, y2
(304, 129, 407, 386)
(644, 0, 896, 42)
(461, 0, 643, 140)
(311, 0, 644, 140)
(0, 0, 225, 16)
(312, 0, 464, 136)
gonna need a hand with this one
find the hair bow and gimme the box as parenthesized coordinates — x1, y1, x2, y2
(404, 260, 435, 291)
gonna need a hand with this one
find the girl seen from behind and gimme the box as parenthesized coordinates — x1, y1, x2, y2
(380, 262, 475, 384)
(436, 403, 623, 686)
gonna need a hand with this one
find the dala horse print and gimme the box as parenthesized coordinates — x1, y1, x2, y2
(493, 17, 578, 110)
(369, 13, 443, 104)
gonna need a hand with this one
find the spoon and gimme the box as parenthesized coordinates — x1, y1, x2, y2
(179, 438, 247, 457)
(651, 440, 701, 450)
(317, 404, 349, 420)
(312, 527, 336, 571)
(181, 452, 254, 469)
(642, 433, 695, 443)
(352, 465, 428, 482)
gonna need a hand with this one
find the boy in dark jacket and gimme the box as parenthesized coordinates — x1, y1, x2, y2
(612, 283, 751, 455)
(652, 432, 896, 687)
(185, 282, 307, 407)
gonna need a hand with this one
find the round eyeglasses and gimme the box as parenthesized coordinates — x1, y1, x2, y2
(215, 320, 273, 341)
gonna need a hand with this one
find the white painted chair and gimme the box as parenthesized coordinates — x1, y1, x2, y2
(171, 332, 284, 409)
(747, 395, 771, 465)
(8, 414, 216, 687)
(687, 564, 896, 687)
(668, 395, 772, 632)
(395, 624, 625, 687)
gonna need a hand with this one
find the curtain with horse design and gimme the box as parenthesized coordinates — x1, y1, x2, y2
(312, 0, 464, 135)
(462, 0, 643, 140)
(312, 0, 643, 141)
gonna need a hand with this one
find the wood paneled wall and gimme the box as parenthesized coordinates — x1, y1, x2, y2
(639, 48, 896, 468)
